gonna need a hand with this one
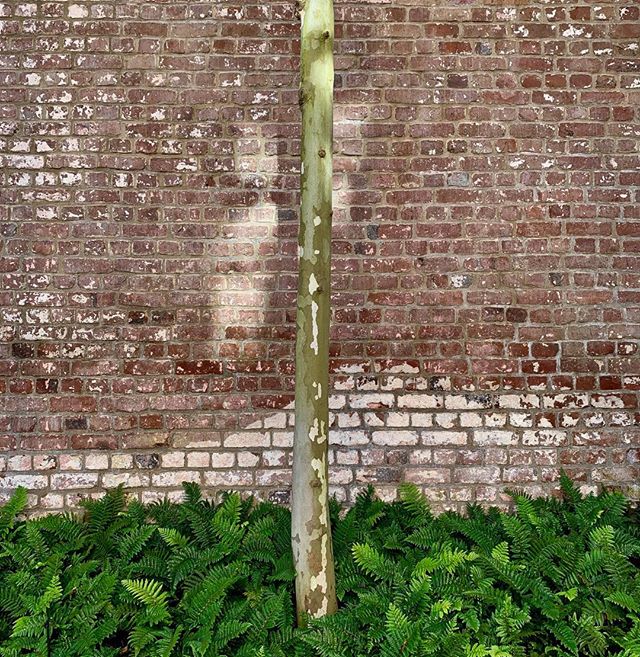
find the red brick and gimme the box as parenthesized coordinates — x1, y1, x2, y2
(175, 361, 223, 375)
(1, 0, 638, 511)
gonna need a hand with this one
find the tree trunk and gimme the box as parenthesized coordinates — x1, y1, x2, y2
(291, 0, 338, 626)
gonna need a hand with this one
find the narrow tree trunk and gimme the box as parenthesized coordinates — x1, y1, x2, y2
(291, 0, 337, 626)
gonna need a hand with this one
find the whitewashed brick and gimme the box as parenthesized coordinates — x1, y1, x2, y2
(335, 449, 359, 465)
(372, 430, 419, 446)
(329, 468, 353, 484)
(141, 491, 166, 504)
(350, 393, 394, 409)
(474, 430, 517, 446)
(408, 449, 432, 465)
(432, 450, 457, 465)
(475, 486, 499, 501)
(337, 412, 361, 428)
(450, 486, 474, 501)
(334, 375, 355, 391)
(406, 377, 433, 391)
(256, 469, 291, 487)
(85, 453, 109, 470)
(410, 413, 432, 427)
(68, 4, 89, 18)
(434, 412, 456, 428)
(386, 412, 410, 427)
(485, 448, 508, 464)
(363, 412, 385, 427)
(152, 471, 200, 487)
(522, 429, 567, 446)
(7, 456, 32, 471)
(333, 430, 369, 446)
(211, 452, 235, 468)
(405, 468, 450, 483)
(224, 431, 270, 448)
(422, 487, 448, 501)
(421, 431, 467, 445)
(32, 455, 57, 471)
(398, 394, 443, 409)
(510, 412, 534, 428)
(460, 412, 483, 427)
(542, 393, 589, 409)
(354, 377, 377, 391)
(2, 474, 48, 489)
(573, 431, 607, 446)
(186, 452, 210, 467)
(103, 472, 150, 488)
(380, 376, 405, 390)
(444, 394, 492, 410)
(58, 455, 82, 470)
(329, 394, 346, 409)
(263, 412, 287, 429)
(612, 412, 633, 426)
(51, 473, 98, 489)
(497, 394, 539, 409)
(591, 394, 625, 409)
(237, 451, 260, 467)
(585, 413, 605, 427)
(372, 486, 398, 502)
(6, 154, 44, 168)
(455, 466, 500, 483)
(503, 467, 537, 483)
(485, 413, 507, 427)
(111, 453, 134, 469)
(262, 450, 288, 467)
(360, 448, 386, 465)
(204, 471, 253, 487)
(161, 452, 185, 468)
(272, 431, 293, 447)
(39, 493, 64, 509)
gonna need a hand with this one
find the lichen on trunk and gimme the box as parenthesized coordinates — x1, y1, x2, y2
(291, 0, 338, 626)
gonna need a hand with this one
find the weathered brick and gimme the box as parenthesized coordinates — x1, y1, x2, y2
(371, 430, 419, 446)
(224, 432, 270, 448)
(397, 394, 443, 409)
(421, 431, 468, 446)
(455, 467, 500, 484)
(50, 473, 98, 489)
(474, 430, 518, 446)
(0, 0, 638, 512)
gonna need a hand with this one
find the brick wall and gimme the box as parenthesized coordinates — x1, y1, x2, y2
(1, 0, 639, 512)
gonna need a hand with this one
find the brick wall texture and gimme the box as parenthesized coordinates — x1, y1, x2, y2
(1, 0, 639, 512)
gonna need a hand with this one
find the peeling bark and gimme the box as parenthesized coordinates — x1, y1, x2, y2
(291, 0, 338, 626)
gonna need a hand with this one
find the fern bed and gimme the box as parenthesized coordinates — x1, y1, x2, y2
(1, 476, 639, 657)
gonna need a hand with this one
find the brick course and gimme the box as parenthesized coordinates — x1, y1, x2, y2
(1, 0, 639, 511)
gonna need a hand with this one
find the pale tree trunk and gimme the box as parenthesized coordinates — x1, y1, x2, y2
(291, 0, 338, 626)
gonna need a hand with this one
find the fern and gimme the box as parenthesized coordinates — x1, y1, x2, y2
(352, 544, 396, 581)
(0, 487, 27, 538)
(0, 479, 639, 657)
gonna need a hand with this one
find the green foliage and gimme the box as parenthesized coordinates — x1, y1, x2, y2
(1, 480, 639, 657)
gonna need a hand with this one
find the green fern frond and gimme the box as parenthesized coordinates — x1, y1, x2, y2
(0, 487, 28, 537)
(121, 578, 169, 618)
(398, 483, 432, 524)
(352, 544, 396, 581)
